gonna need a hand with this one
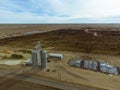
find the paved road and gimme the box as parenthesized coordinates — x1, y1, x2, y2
(0, 67, 100, 90)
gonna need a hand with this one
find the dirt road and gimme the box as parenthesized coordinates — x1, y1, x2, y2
(0, 29, 58, 39)
(0, 67, 100, 90)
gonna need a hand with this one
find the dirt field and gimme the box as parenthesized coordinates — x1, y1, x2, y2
(0, 27, 120, 55)
(0, 24, 120, 90)
(0, 24, 80, 35)
(30, 50, 119, 90)
(0, 76, 60, 90)
(0, 24, 120, 35)
(0, 50, 120, 90)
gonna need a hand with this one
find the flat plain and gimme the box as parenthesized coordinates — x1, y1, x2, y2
(0, 24, 120, 90)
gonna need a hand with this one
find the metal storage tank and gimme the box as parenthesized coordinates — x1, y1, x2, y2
(32, 50, 39, 69)
(99, 61, 119, 75)
(37, 50, 41, 66)
(41, 50, 47, 69)
(82, 60, 98, 71)
(68, 58, 82, 67)
(34, 41, 42, 66)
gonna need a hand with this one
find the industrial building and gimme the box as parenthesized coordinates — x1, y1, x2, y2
(31, 41, 63, 70)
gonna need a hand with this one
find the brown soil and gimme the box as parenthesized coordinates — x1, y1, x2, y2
(0, 24, 81, 35)
(35, 50, 120, 90)
(0, 76, 60, 90)
(0, 28, 120, 55)
(0, 24, 120, 90)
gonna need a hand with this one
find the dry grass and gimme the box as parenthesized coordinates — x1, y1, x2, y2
(0, 24, 82, 35)
(0, 28, 119, 55)
(1, 54, 24, 59)
(18, 49, 31, 54)
(10, 54, 23, 59)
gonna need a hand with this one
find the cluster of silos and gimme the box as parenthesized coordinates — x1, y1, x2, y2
(32, 41, 47, 70)
(68, 58, 120, 75)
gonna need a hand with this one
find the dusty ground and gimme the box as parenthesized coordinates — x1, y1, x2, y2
(0, 24, 120, 90)
(0, 49, 31, 60)
(0, 24, 82, 35)
(1, 49, 120, 90)
(1, 49, 118, 90)
(32, 50, 120, 90)
(0, 76, 60, 90)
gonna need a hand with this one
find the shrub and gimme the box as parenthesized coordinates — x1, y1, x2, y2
(10, 54, 23, 59)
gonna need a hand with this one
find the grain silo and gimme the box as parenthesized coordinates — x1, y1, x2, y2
(41, 50, 47, 69)
(32, 50, 39, 69)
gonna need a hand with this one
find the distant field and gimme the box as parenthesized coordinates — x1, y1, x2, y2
(0, 24, 79, 35)
(0, 26, 120, 55)
(0, 24, 120, 35)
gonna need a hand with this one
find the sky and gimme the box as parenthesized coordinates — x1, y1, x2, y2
(0, 0, 120, 23)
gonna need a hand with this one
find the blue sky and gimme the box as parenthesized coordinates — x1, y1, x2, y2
(0, 0, 120, 23)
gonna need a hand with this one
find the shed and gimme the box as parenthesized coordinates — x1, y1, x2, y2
(48, 53, 63, 60)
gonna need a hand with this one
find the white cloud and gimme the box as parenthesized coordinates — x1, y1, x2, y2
(44, 0, 120, 19)
(82, 0, 120, 18)
(0, 0, 120, 23)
